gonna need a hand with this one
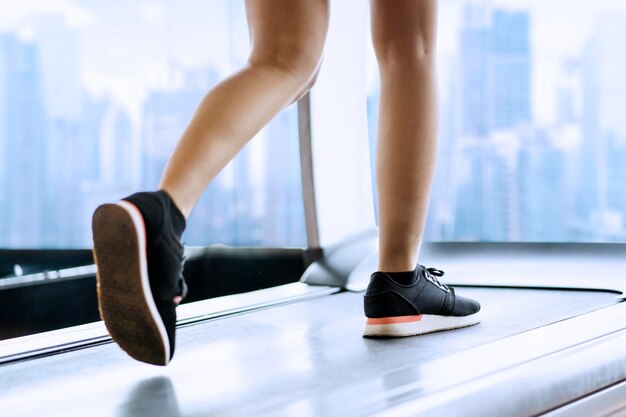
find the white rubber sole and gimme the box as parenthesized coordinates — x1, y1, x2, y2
(363, 312, 481, 337)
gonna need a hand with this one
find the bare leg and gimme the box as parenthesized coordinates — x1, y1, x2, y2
(365, 5, 482, 333)
(159, 0, 329, 218)
(371, 0, 438, 272)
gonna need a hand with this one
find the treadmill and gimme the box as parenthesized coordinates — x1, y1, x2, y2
(0, 236, 625, 417)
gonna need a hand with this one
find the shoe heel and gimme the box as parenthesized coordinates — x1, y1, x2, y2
(92, 203, 170, 366)
(363, 315, 423, 337)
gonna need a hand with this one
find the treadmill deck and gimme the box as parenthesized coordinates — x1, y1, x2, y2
(0, 287, 620, 417)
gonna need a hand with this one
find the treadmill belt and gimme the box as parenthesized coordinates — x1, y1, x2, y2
(0, 287, 619, 417)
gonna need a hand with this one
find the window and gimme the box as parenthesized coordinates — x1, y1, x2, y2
(3, 1, 625, 249)
(366, 1, 626, 242)
(0, 1, 306, 249)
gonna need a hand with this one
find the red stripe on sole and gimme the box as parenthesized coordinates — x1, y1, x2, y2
(366, 315, 423, 325)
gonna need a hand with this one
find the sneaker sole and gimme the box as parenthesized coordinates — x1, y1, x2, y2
(363, 312, 481, 338)
(92, 201, 170, 366)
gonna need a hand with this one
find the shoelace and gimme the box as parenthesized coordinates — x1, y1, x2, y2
(424, 267, 450, 291)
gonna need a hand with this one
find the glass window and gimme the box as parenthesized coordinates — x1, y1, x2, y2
(366, 1, 626, 242)
(0, 0, 306, 249)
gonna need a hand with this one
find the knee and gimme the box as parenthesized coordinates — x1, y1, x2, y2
(290, 63, 322, 103)
(248, 40, 323, 87)
(372, 31, 435, 68)
(371, 0, 437, 68)
(372, 8, 436, 68)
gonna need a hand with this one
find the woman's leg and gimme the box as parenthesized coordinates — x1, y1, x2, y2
(371, 0, 438, 272)
(364, 2, 481, 338)
(160, 0, 329, 218)
(93, 0, 329, 366)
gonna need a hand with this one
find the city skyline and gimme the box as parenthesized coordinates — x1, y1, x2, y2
(1, 1, 626, 248)
(0, 3, 306, 248)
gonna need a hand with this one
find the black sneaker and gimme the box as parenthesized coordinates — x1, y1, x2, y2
(363, 265, 481, 337)
(92, 190, 187, 366)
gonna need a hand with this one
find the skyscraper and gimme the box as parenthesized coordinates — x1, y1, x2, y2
(580, 16, 626, 239)
(459, 5, 531, 137)
(263, 107, 305, 247)
(100, 103, 133, 185)
(517, 132, 568, 241)
(490, 10, 531, 130)
(454, 5, 531, 241)
(459, 4, 491, 138)
(31, 13, 82, 121)
(0, 34, 47, 247)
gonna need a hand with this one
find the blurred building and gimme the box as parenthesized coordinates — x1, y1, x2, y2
(0, 34, 46, 247)
(454, 5, 531, 241)
(580, 17, 626, 240)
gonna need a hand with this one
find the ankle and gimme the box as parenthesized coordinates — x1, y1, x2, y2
(378, 258, 417, 273)
(158, 185, 192, 220)
(158, 190, 186, 237)
(381, 267, 419, 285)
(379, 245, 421, 272)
